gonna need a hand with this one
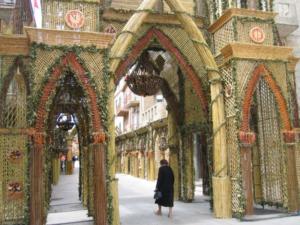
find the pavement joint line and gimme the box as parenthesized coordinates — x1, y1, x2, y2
(241, 213, 300, 222)
(47, 219, 93, 225)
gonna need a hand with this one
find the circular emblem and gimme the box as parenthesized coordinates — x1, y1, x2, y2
(249, 26, 265, 44)
(65, 10, 85, 29)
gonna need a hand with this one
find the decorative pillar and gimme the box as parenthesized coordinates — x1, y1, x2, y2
(93, 132, 107, 225)
(52, 155, 60, 185)
(160, 0, 232, 217)
(145, 151, 150, 179)
(140, 151, 145, 178)
(135, 151, 139, 177)
(182, 133, 194, 201)
(168, 109, 180, 200)
(209, 70, 232, 218)
(283, 130, 300, 212)
(124, 153, 129, 174)
(30, 132, 45, 225)
(148, 151, 155, 180)
(66, 136, 73, 175)
(239, 131, 256, 215)
(82, 146, 88, 207)
(108, 75, 120, 225)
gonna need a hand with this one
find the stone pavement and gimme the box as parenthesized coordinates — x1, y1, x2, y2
(45, 167, 300, 225)
(118, 174, 300, 225)
(46, 161, 93, 225)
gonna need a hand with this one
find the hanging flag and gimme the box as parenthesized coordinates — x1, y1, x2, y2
(30, 0, 42, 28)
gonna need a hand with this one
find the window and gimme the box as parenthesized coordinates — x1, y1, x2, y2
(278, 3, 290, 17)
(156, 94, 163, 102)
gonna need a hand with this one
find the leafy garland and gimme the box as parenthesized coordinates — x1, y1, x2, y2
(23, 141, 32, 225)
(231, 59, 246, 218)
(26, 42, 114, 225)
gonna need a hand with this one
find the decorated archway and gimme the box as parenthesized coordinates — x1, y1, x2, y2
(110, 0, 230, 218)
(239, 64, 299, 215)
(29, 52, 107, 225)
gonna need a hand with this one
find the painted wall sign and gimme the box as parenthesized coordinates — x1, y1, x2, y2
(249, 26, 266, 44)
(30, 0, 42, 28)
(65, 10, 85, 29)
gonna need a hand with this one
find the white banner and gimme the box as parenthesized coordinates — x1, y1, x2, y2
(30, 0, 42, 28)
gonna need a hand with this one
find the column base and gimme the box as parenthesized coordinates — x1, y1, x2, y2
(212, 176, 232, 218)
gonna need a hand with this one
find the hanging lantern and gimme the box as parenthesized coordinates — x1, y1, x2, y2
(125, 70, 163, 96)
(159, 136, 168, 150)
(56, 113, 75, 131)
(125, 51, 164, 96)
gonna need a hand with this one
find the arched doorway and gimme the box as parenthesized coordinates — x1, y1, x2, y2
(109, 0, 231, 220)
(239, 64, 299, 215)
(29, 52, 107, 225)
(113, 25, 214, 220)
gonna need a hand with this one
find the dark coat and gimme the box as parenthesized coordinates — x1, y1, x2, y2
(155, 165, 174, 207)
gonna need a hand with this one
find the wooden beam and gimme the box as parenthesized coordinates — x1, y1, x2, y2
(221, 43, 293, 62)
(208, 8, 277, 34)
(288, 55, 300, 72)
(24, 26, 114, 49)
(102, 8, 204, 27)
(0, 35, 29, 55)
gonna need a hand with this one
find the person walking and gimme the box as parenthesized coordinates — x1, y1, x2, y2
(154, 159, 174, 218)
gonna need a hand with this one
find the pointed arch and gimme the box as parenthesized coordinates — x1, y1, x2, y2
(240, 64, 292, 132)
(0, 57, 30, 127)
(110, 0, 230, 218)
(110, 0, 219, 73)
(115, 28, 208, 114)
(31, 52, 107, 225)
(34, 52, 102, 133)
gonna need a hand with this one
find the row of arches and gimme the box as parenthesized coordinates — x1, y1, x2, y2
(0, 40, 295, 224)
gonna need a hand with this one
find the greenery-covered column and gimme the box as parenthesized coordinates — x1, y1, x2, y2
(82, 146, 89, 207)
(148, 151, 156, 180)
(30, 132, 45, 225)
(140, 152, 145, 178)
(134, 151, 139, 177)
(66, 136, 73, 175)
(283, 131, 300, 212)
(93, 133, 107, 225)
(164, 0, 231, 217)
(167, 113, 180, 200)
(239, 131, 256, 215)
(124, 154, 129, 174)
(182, 133, 194, 201)
(52, 155, 60, 185)
(108, 75, 120, 225)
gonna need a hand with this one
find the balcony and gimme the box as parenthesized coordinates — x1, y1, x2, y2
(126, 99, 139, 108)
(116, 106, 129, 117)
(274, 0, 299, 37)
